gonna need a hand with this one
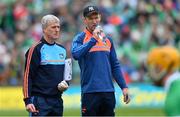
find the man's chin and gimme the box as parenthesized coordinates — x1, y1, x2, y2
(52, 36, 59, 40)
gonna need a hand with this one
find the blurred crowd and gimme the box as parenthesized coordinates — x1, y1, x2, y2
(0, 0, 179, 86)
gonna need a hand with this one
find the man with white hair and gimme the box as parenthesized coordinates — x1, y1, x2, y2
(23, 14, 69, 116)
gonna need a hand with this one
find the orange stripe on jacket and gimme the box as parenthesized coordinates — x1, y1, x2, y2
(24, 47, 34, 98)
(83, 29, 111, 52)
(23, 41, 41, 99)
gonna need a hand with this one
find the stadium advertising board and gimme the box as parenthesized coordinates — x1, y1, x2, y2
(0, 83, 165, 110)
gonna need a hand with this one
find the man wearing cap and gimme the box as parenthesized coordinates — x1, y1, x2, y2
(71, 6, 130, 116)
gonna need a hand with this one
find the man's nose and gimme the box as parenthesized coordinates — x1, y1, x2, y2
(92, 19, 97, 23)
(55, 27, 60, 31)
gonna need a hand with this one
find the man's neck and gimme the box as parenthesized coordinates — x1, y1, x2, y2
(44, 35, 55, 44)
(86, 27, 93, 34)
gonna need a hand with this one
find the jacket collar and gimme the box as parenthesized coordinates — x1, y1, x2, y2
(41, 37, 56, 45)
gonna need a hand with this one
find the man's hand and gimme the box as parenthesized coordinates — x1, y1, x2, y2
(122, 88, 130, 104)
(92, 26, 105, 42)
(57, 80, 69, 92)
(93, 27, 100, 40)
(26, 104, 39, 113)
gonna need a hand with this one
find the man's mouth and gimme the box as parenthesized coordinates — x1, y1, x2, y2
(92, 25, 97, 29)
(93, 24, 98, 27)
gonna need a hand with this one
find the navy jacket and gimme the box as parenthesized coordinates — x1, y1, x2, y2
(23, 37, 66, 105)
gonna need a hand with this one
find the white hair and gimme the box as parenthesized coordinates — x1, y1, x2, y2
(41, 14, 60, 29)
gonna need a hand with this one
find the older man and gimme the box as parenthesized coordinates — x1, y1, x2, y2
(23, 14, 68, 116)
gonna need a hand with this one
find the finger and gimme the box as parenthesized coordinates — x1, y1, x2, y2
(29, 105, 35, 112)
(93, 32, 98, 39)
(30, 105, 38, 112)
(26, 105, 32, 112)
(27, 107, 33, 112)
(93, 30, 100, 38)
(62, 86, 68, 91)
(62, 85, 68, 89)
(60, 87, 68, 91)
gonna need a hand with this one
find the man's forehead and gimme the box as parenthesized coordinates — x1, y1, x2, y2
(86, 12, 100, 18)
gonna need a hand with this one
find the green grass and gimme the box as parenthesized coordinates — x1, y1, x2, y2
(0, 108, 165, 116)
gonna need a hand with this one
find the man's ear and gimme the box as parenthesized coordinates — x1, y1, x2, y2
(42, 29, 45, 34)
(98, 14, 101, 21)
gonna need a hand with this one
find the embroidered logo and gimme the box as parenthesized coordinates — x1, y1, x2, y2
(82, 107, 87, 113)
(59, 53, 64, 59)
(89, 7, 94, 11)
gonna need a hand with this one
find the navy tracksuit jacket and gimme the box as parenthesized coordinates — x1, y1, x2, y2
(23, 37, 66, 106)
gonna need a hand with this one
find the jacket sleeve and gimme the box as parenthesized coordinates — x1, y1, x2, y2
(71, 33, 97, 60)
(23, 44, 40, 105)
(109, 38, 128, 89)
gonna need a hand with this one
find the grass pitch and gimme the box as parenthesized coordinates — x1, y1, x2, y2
(0, 108, 165, 116)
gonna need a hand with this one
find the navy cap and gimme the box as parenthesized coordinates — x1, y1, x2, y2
(83, 6, 100, 17)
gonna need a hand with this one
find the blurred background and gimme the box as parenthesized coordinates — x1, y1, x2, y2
(0, 0, 179, 116)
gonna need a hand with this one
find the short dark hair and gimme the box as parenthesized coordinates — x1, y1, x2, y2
(83, 6, 100, 17)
